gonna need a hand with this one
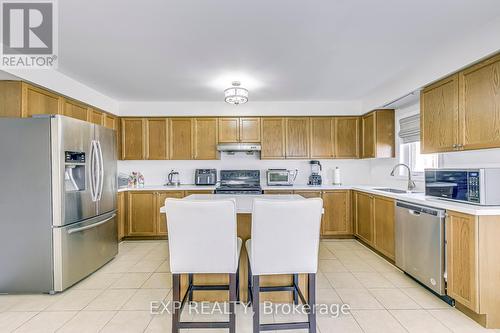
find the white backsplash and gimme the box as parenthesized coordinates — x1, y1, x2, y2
(118, 153, 372, 186)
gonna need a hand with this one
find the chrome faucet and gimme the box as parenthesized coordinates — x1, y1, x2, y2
(390, 163, 416, 192)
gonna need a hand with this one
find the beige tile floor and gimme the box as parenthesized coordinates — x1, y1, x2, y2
(0, 240, 498, 333)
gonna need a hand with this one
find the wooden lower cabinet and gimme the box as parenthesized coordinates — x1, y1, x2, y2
(321, 190, 351, 236)
(157, 191, 184, 236)
(125, 190, 214, 238)
(446, 211, 479, 312)
(373, 196, 395, 259)
(263, 190, 294, 194)
(264, 189, 352, 237)
(127, 191, 157, 236)
(117, 191, 126, 240)
(354, 191, 374, 245)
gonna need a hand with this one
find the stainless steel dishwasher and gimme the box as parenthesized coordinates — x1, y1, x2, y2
(395, 201, 446, 295)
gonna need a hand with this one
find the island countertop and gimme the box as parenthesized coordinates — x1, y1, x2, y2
(160, 194, 305, 214)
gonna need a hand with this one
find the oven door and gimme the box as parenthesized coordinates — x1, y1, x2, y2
(425, 170, 468, 201)
(52, 211, 118, 292)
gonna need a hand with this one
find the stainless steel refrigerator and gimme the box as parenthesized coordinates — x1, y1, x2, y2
(0, 115, 118, 293)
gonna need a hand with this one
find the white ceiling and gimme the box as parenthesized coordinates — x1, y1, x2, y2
(58, 0, 500, 102)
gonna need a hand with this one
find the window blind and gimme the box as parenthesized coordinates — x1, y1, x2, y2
(398, 114, 420, 144)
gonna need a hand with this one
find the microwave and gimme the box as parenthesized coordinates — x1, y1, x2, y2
(425, 168, 500, 205)
(266, 169, 297, 186)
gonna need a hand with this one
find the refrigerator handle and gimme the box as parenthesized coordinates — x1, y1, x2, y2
(89, 140, 98, 202)
(96, 140, 104, 201)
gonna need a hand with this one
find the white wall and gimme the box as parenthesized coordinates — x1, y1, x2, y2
(362, 15, 500, 112)
(0, 69, 119, 113)
(118, 155, 372, 186)
(118, 101, 363, 117)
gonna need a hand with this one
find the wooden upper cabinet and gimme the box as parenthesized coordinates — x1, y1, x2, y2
(361, 113, 375, 158)
(88, 108, 104, 125)
(194, 118, 218, 160)
(310, 117, 334, 158)
(104, 114, 118, 130)
(421, 74, 459, 153)
(0, 81, 23, 117)
(459, 54, 500, 151)
(354, 191, 374, 244)
(121, 118, 145, 160)
(63, 99, 88, 121)
(361, 109, 395, 159)
(446, 211, 479, 312)
(146, 118, 168, 160)
(261, 117, 285, 159)
(169, 118, 193, 160)
(373, 196, 395, 259)
(240, 117, 260, 142)
(127, 191, 157, 236)
(22, 83, 62, 117)
(157, 191, 184, 236)
(322, 190, 351, 236)
(218, 118, 239, 142)
(285, 117, 310, 158)
(218, 117, 260, 142)
(335, 117, 360, 158)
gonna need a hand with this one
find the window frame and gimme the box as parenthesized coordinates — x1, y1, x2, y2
(397, 141, 441, 179)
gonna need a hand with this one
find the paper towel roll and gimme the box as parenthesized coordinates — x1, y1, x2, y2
(333, 167, 341, 185)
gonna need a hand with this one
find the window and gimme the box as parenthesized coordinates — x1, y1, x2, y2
(399, 141, 439, 176)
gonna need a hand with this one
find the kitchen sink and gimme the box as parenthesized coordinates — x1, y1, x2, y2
(373, 188, 409, 194)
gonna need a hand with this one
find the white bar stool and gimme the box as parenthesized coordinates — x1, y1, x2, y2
(165, 198, 242, 333)
(246, 198, 323, 333)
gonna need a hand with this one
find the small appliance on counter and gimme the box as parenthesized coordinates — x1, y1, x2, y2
(308, 160, 322, 186)
(266, 169, 298, 186)
(166, 170, 181, 186)
(425, 168, 500, 205)
(118, 173, 129, 188)
(195, 169, 217, 185)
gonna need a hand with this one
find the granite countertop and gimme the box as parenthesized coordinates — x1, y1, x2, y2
(119, 184, 500, 216)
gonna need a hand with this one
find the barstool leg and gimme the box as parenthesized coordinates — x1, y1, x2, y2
(252, 275, 260, 333)
(308, 273, 316, 333)
(236, 264, 240, 302)
(188, 273, 193, 302)
(229, 273, 237, 333)
(172, 274, 180, 333)
(247, 257, 253, 305)
(293, 274, 299, 305)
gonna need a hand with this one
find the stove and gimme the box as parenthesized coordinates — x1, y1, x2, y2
(215, 170, 262, 194)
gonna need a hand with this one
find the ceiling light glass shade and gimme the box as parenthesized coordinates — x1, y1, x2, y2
(224, 86, 248, 105)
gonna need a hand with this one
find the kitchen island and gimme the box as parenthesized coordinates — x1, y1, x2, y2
(161, 194, 311, 303)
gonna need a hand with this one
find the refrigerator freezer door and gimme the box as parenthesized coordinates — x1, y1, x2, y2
(95, 125, 117, 215)
(52, 116, 97, 226)
(0, 118, 54, 293)
(53, 211, 118, 291)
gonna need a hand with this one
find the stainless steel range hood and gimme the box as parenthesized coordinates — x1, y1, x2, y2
(217, 143, 261, 152)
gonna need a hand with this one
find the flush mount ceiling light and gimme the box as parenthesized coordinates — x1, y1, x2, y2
(224, 81, 248, 105)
